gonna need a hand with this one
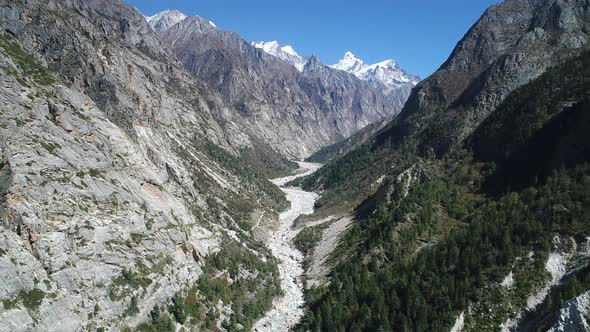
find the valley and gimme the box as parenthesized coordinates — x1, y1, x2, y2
(0, 0, 588, 331)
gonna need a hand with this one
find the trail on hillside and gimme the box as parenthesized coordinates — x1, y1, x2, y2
(253, 162, 321, 332)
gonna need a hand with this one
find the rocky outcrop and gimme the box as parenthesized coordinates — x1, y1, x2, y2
(547, 291, 590, 332)
(161, 17, 407, 159)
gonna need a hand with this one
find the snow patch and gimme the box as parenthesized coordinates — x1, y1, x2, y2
(145, 10, 187, 32)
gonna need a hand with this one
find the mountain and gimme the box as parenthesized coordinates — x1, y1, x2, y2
(160, 16, 405, 159)
(293, 0, 590, 330)
(252, 41, 307, 71)
(2, 0, 588, 331)
(331, 51, 420, 119)
(372, 0, 590, 157)
(145, 9, 188, 32)
(305, 0, 590, 193)
(0, 0, 300, 330)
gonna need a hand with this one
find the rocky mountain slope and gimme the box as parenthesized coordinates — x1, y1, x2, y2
(305, 117, 392, 164)
(159, 15, 417, 159)
(0, 0, 301, 330)
(294, 0, 590, 330)
(374, 0, 590, 157)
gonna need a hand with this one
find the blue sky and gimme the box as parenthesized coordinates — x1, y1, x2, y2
(129, 0, 501, 78)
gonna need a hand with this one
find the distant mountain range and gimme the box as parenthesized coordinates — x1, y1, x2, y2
(332, 51, 421, 93)
(147, 10, 420, 159)
(250, 41, 421, 97)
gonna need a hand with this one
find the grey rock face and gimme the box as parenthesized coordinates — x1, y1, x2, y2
(547, 291, 590, 332)
(379, 0, 590, 156)
(0, 0, 289, 330)
(161, 17, 407, 159)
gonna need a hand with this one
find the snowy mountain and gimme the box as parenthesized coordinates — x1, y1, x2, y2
(145, 10, 188, 32)
(332, 51, 420, 92)
(332, 51, 367, 73)
(252, 41, 307, 72)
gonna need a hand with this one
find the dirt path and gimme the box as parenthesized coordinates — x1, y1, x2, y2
(253, 162, 321, 332)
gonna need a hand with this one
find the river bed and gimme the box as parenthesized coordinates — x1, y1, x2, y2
(253, 162, 321, 332)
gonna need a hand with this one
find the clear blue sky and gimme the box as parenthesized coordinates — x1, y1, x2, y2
(128, 0, 501, 78)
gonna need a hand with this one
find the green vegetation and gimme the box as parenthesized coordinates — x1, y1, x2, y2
(133, 239, 280, 331)
(88, 168, 105, 178)
(2, 298, 18, 310)
(136, 307, 175, 332)
(108, 268, 153, 301)
(40, 142, 62, 155)
(300, 161, 590, 331)
(294, 224, 326, 257)
(297, 52, 590, 331)
(306, 120, 387, 164)
(306, 136, 350, 164)
(0, 34, 55, 86)
(19, 288, 45, 311)
(196, 240, 281, 330)
(469, 52, 590, 194)
(108, 256, 172, 302)
(123, 296, 140, 317)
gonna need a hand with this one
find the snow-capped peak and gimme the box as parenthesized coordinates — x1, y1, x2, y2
(146, 10, 188, 32)
(332, 51, 368, 73)
(252, 41, 307, 72)
(331, 51, 420, 90)
(281, 45, 298, 56)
